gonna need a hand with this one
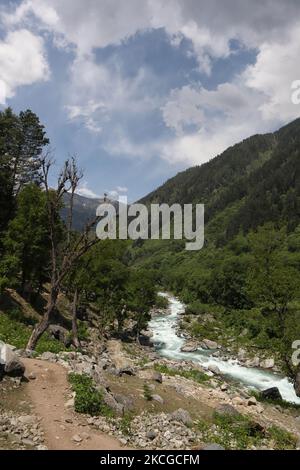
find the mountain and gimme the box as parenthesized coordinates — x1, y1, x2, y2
(140, 117, 300, 244)
(61, 193, 124, 231)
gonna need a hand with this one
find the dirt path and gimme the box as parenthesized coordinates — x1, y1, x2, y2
(22, 358, 124, 450)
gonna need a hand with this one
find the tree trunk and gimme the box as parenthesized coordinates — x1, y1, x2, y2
(72, 288, 81, 348)
(26, 288, 58, 350)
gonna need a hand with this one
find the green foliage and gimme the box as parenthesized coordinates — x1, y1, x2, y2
(154, 364, 209, 384)
(155, 294, 169, 309)
(0, 310, 66, 353)
(119, 413, 134, 435)
(68, 373, 113, 416)
(143, 383, 153, 401)
(197, 412, 296, 450)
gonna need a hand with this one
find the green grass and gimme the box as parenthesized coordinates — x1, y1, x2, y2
(249, 390, 300, 410)
(154, 364, 209, 384)
(68, 372, 114, 417)
(0, 309, 67, 353)
(197, 412, 296, 450)
(119, 413, 134, 435)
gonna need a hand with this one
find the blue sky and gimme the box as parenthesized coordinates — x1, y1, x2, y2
(0, 0, 300, 201)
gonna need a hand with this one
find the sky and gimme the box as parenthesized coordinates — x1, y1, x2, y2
(0, 0, 300, 202)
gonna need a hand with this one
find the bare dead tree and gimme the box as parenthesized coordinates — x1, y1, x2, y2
(26, 154, 100, 350)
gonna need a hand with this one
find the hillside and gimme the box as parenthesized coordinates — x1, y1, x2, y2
(140, 118, 300, 243)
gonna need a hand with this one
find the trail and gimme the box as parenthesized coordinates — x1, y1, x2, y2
(22, 358, 123, 450)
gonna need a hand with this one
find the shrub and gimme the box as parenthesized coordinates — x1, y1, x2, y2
(143, 383, 153, 401)
(68, 373, 114, 417)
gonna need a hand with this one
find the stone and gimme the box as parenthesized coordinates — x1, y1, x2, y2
(180, 341, 198, 353)
(28, 372, 36, 380)
(245, 357, 260, 368)
(146, 430, 157, 440)
(152, 394, 164, 404)
(202, 443, 225, 450)
(215, 404, 240, 417)
(201, 339, 220, 350)
(113, 393, 135, 412)
(208, 364, 221, 375)
(237, 348, 247, 361)
(72, 434, 82, 443)
(37, 445, 48, 450)
(232, 396, 245, 406)
(48, 325, 71, 346)
(260, 358, 275, 369)
(118, 366, 136, 376)
(171, 408, 192, 426)
(260, 387, 282, 401)
(220, 383, 228, 391)
(0, 344, 25, 377)
(65, 398, 75, 408)
(247, 396, 257, 406)
(40, 352, 57, 362)
(18, 415, 35, 425)
(138, 369, 163, 383)
(103, 392, 123, 415)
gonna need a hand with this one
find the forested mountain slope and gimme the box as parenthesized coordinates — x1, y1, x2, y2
(140, 118, 300, 244)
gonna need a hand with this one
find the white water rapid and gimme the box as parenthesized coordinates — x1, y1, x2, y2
(149, 293, 300, 404)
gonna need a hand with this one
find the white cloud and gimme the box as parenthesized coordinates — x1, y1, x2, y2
(2, 0, 300, 167)
(76, 181, 100, 199)
(0, 29, 49, 104)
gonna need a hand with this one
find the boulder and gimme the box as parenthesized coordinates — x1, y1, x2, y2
(208, 364, 221, 375)
(245, 357, 260, 368)
(138, 369, 163, 383)
(215, 403, 240, 417)
(260, 358, 275, 369)
(180, 341, 198, 353)
(201, 339, 220, 350)
(171, 408, 192, 426)
(48, 325, 71, 346)
(0, 343, 25, 377)
(260, 387, 282, 401)
(113, 393, 135, 412)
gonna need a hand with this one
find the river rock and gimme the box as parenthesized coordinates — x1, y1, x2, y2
(180, 341, 198, 353)
(260, 387, 282, 401)
(0, 343, 25, 377)
(245, 357, 260, 368)
(260, 358, 275, 369)
(201, 339, 220, 350)
(208, 364, 221, 375)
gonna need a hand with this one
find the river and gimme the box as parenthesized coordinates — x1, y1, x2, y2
(149, 292, 300, 404)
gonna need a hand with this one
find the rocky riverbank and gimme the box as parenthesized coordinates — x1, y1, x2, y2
(1, 332, 300, 450)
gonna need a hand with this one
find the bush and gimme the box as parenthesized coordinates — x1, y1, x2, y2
(68, 373, 113, 416)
